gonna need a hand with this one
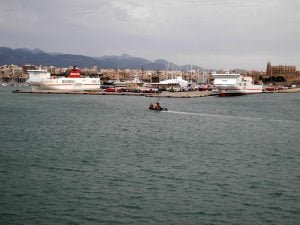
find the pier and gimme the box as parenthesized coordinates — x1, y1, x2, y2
(12, 90, 213, 98)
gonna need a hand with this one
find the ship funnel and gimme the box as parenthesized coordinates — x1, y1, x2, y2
(69, 66, 81, 78)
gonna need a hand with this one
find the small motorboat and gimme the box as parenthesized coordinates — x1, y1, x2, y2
(149, 107, 168, 111)
(149, 102, 168, 111)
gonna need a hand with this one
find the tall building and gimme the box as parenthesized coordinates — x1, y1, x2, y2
(266, 62, 300, 83)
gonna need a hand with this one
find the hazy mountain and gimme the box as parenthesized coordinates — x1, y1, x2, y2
(0, 47, 203, 71)
(95, 54, 152, 69)
(0, 47, 101, 67)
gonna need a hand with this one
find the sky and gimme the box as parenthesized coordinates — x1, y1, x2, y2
(0, 0, 299, 70)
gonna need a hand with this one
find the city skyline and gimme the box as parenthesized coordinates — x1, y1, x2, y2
(0, 0, 299, 70)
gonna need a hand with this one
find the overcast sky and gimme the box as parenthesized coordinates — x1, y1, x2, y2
(0, 0, 299, 70)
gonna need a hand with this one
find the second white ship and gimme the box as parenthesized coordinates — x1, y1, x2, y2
(212, 72, 263, 96)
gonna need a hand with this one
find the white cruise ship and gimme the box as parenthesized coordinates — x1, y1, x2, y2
(27, 67, 100, 91)
(212, 72, 263, 96)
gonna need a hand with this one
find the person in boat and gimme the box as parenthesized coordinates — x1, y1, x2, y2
(149, 103, 154, 110)
(155, 102, 161, 110)
(149, 102, 161, 110)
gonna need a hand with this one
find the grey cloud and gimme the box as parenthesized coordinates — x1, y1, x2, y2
(0, 0, 299, 70)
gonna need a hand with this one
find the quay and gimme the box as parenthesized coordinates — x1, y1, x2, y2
(12, 88, 300, 97)
(262, 87, 300, 93)
(146, 91, 211, 98)
(276, 88, 300, 93)
(12, 90, 213, 98)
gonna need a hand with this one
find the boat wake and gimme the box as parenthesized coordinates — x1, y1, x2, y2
(166, 110, 299, 124)
(166, 110, 258, 120)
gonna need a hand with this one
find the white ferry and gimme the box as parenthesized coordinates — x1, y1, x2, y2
(212, 72, 263, 96)
(27, 67, 100, 91)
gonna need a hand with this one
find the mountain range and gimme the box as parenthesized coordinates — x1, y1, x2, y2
(0, 47, 203, 71)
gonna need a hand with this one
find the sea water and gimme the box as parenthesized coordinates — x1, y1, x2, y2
(0, 86, 299, 225)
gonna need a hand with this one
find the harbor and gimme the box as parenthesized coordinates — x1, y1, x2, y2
(9, 65, 300, 98)
(1, 0, 300, 224)
(3, 62, 299, 100)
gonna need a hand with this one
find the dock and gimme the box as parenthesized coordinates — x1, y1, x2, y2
(146, 91, 212, 98)
(12, 90, 214, 98)
(262, 88, 300, 93)
(277, 88, 300, 93)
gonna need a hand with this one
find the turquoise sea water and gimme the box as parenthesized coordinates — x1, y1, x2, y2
(0, 86, 299, 225)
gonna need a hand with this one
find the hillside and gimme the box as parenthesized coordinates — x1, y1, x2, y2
(0, 47, 203, 71)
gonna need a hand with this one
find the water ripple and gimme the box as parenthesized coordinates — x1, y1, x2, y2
(0, 88, 299, 225)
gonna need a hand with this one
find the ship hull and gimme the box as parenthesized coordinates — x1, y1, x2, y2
(218, 86, 263, 96)
(30, 78, 100, 91)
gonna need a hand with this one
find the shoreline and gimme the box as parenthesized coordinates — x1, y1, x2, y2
(12, 88, 300, 97)
(276, 88, 300, 93)
(12, 90, 213, 98)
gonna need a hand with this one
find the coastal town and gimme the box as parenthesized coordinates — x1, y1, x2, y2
(1, 62, 300, 96)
